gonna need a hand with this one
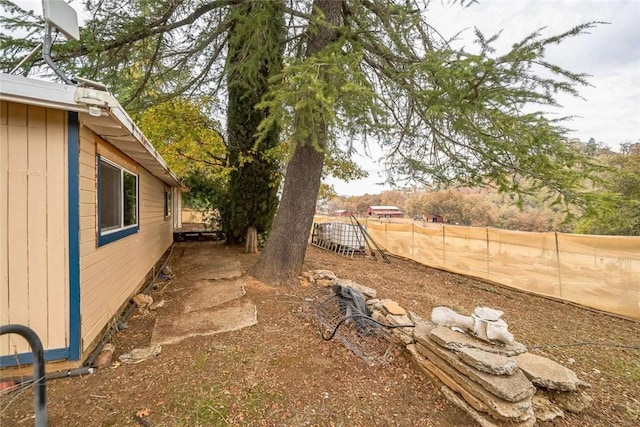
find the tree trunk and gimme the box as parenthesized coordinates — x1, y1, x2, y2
(245, 226, 258, 253)
(250, 0, 341, 285)
(250, 143, 325, 284)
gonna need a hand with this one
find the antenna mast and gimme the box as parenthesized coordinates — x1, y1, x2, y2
(41, 0, 80, 84)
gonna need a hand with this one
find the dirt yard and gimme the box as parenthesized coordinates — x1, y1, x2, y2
(1, 242, 639, 426)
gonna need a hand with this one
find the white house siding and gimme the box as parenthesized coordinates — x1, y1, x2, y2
(0, 101, 69, 356)
(78, 130, 173, 352)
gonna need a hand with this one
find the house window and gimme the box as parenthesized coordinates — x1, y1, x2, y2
(98, 156, 139, 246)
(164, 189, 172, 220)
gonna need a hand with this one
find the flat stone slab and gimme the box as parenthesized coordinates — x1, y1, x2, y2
(440, 385, 536, 427)
(515, 352, 589, 391)
(413, 344, 533, 422)
(183, 278, 246, 313)
(382, 300, 406, 315)
(532, 393, 564, 421)
(429, 326, 527, 356)
(150, 301, 257, 346)
(192, 260, 242, 280)
(385, 313, 413, 326)
(333, 278, 377, 298)
(416, 341, 536, 404)
(458, 347, 519, 376)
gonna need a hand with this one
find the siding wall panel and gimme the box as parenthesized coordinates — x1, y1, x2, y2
(79, 189, 93, 204)
(1, 103, 68, 357)
(26, 111, 48, 345)
(7, 107, 30, 354)
(45, 109, 68, 349)
(79, 136, 173, 351)
(79, 176, 95, 192)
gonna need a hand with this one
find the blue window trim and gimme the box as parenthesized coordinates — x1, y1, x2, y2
(98, 226, 139, 245)
(96, 155, 139, 247)
(68, 112, 81, 361)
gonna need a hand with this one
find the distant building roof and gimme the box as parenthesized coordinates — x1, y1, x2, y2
(369, 205, 401, 210)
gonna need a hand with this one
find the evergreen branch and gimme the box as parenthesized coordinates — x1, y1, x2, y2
(122, 32, 165, 106)
(176, 148, 226, 167)
(283, 5, 312, 20)
(96, 0, 237, 53)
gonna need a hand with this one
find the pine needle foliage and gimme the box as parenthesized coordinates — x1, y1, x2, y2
(224, 0, 285, 243)
(0, 0, 604, 206)
(257, 2, 604, 207)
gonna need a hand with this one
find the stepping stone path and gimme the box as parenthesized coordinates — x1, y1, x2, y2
(150, 254, 257, 346)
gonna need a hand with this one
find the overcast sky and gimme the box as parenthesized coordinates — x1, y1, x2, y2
(23, 0, 639, 196)
(328, 0, 640, 196)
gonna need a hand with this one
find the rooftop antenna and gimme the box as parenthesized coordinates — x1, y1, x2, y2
(41, 0, 80, 84)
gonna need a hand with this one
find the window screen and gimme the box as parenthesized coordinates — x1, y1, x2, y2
(98, 157, 139, 245)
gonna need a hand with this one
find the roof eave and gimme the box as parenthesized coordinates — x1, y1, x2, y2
(0, 73, 182, 187)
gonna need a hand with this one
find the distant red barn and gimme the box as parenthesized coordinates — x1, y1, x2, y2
(423, 214, 445, 223)
(366, 205, 404, 218)
(333, 209, 350, 217)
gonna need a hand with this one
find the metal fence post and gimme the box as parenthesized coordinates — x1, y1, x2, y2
(0, 324, 47, 426)
(555, 232, 563, 297)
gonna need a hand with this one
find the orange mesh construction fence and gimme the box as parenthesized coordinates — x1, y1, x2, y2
(313, 216, 640, 319)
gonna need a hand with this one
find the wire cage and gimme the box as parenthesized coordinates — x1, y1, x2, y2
(311, 222, 366, 258)
(316, 293, 397, 366)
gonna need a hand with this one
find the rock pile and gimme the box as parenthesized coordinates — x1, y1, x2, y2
(305, 270, 592, 426)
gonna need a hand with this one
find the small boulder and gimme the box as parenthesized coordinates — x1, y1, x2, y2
(132, 293, 153, 313)
(93, 343, 115, 368)
(312, 269, 337, 280)
(149, 299, 166, 311)
(431, 306, 474, 331)
(333, 278, 377, 298)
(119, 345, 162, 365)
(474, 307, 504, 321)
(315, 279, 333, 288)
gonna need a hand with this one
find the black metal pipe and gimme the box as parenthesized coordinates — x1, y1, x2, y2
(0, 324, 47, 427)
(42, 23, 72, 85)
(1, 366, 94, 384)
